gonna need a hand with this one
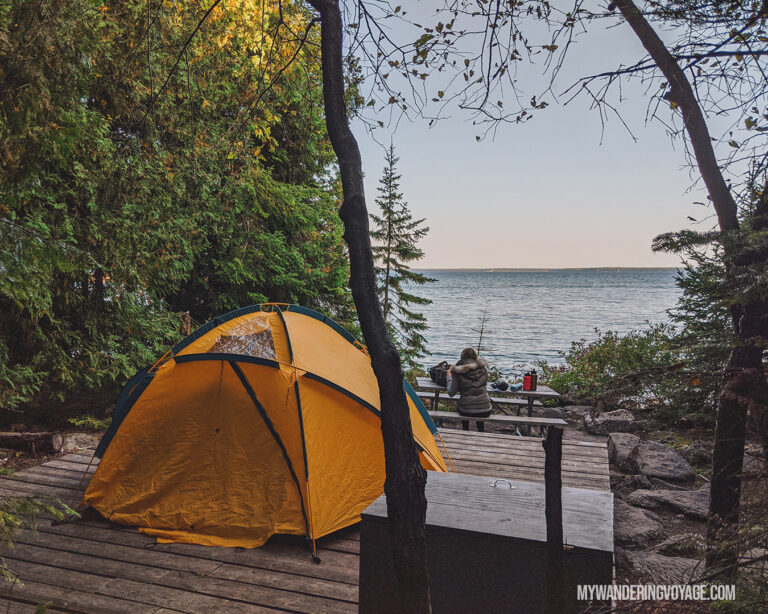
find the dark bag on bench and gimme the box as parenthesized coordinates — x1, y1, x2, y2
(428, 361, 450, 387)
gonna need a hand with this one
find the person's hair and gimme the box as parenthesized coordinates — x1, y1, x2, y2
(460, 347, 478, 361)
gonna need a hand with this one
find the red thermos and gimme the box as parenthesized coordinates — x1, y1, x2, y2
(523, 372, 532, 391)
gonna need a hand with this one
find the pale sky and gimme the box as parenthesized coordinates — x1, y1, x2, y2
(352, 3, 714, 269)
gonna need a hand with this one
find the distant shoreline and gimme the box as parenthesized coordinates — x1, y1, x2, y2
(415, 267, 678, 272)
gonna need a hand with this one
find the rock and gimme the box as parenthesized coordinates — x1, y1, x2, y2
(627, 552, 702, 584)
(628, 440, 696, 482)
(630, 419, 657, 432)
(614, 500, 665, 547)
(584, 408, 639, 435)
(655, 533, 707, 557)
(610, 473, 652, 496)
(608, 433, 641, 471)
(675, 413, 699, 429)
(680, 441, 713, 467)
(649, 477, 693, 491)
(63, 433, 101, 453)
(626, 488, 710, 521)
(743, 453, 765, 477)
(562, 405, 591, 421)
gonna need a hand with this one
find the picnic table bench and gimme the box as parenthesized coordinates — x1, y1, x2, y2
(415, 391, 542, 411)
(427, 410, 566, 437)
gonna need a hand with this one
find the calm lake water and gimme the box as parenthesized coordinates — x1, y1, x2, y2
(413, 269, 680, 374)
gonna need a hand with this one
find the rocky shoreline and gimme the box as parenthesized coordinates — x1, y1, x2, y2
(560, 405, 767, 587)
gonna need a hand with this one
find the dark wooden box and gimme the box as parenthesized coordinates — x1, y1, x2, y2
(359, 471, 613, 614)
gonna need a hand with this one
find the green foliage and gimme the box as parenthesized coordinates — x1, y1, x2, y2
(538, 324, 683, 407)
(370, 144, 435, 370)
(68, 415, 111, 430)
(0, 1, 354, 419)
(652, 175, 768, 421)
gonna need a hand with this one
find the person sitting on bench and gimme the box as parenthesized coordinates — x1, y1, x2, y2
(446, 348, 492, 432)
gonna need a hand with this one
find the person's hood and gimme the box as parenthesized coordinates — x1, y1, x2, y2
(452, 358, 487, 375)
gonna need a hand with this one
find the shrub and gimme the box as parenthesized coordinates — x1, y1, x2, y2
(538, 324, 697, 416)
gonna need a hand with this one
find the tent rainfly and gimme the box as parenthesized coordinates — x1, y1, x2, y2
(82, 304, 446, 550)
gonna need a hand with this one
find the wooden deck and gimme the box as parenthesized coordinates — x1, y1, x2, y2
(0, 429, 609, 612)
(436, 428, 611, 491)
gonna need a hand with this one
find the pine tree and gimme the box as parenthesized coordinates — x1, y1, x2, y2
(370, 144, 436, 371)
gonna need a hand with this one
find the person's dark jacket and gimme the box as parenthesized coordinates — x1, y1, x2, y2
(446, 358, 492, 415)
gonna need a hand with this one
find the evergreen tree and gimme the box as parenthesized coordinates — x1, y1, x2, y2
(370, 145, 435, 371)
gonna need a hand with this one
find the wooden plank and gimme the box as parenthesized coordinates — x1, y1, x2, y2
(41, 459, 97, 474)
(443, 451, 609, 478)
(210, 564, 358, 603)
(442, 446, 609, 472)
(418, 392, 542, 407)
(14, 527, 358, 603)
(428, 410, 564, 426)
(0, 480, 84, 502)
(0, 596, 73, 613)
(12, 464, 95, 484)
(33, 518, 360, 585)
(437, 439, 609, 466)
(437, 442, 608, 466)
(0, 577, 169, 614)
(438, 428, 607, 448)
(3, 544, 355, 613)
(3, 557, 273, 614)
(4, 469, 90, 491)
(446, 465, 609, 490)
(447, 462, 609, 489)
(437, 433, 608, 460)
(446, 456, 609, 481)
(437, 429, 605, 447)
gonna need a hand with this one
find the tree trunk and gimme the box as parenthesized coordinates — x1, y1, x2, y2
(305, 1, 431, 611)
(543, 426, 564, 614)
(612, 0, 768, 578)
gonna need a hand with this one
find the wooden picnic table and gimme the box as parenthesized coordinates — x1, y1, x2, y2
(415, 376, 560, 419)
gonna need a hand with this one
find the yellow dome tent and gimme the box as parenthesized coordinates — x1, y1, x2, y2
(82, 304, 446, 550)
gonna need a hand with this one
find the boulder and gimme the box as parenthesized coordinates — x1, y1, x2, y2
(649, 477, 693, 491)
(610, 473, 652, 496)
(675, 413, 700, 429)
(562, 405, 591, 421)
(630, 419, 657, 432)
(584, 408, 638, 435)
(654, 533, 707, 557)
(627, 552, 702, 584)
(743, 453, 766, 477)
(608, 433, 641, 471)
(628, 440, 696, 482)
(680, 441, 713, 467)
(626, 488, 709, 521)
(64, 433, 101, 453)
(614, 499, 665, 547)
